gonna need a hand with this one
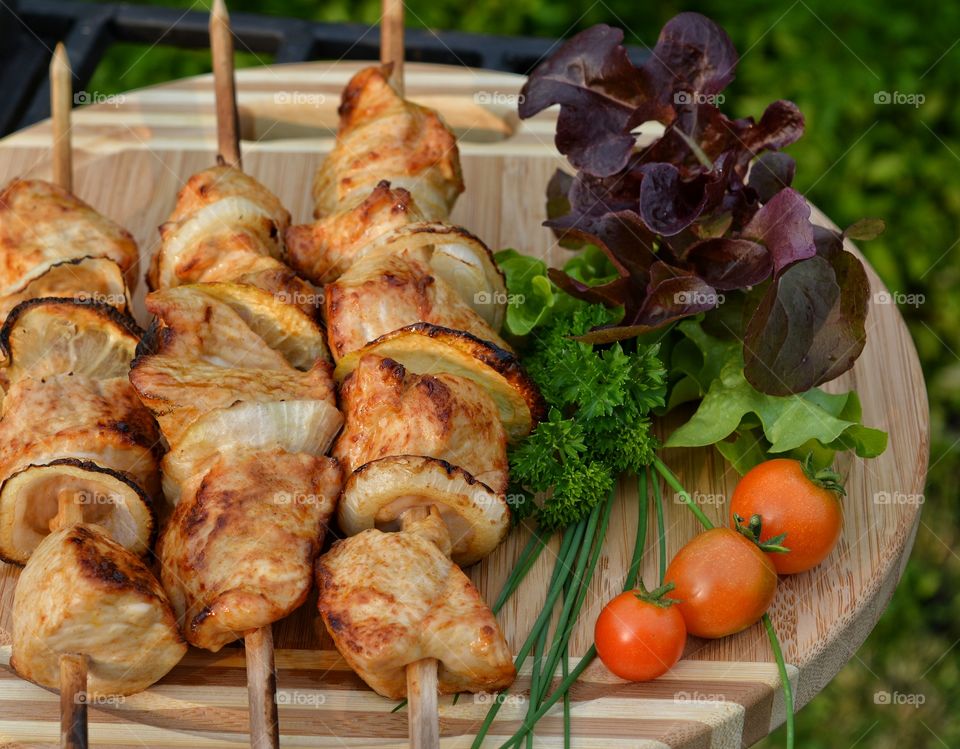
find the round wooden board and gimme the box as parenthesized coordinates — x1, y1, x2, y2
(0, 62, 928, 748)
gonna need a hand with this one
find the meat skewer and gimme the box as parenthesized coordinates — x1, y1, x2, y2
(129, 5, 342, 748)
(49, 50, 88, 747)
(296, 30, 544, 749)
(376, 10, 440, 745)
(211, 3, 274, 744)
(3, 45, 185, 749)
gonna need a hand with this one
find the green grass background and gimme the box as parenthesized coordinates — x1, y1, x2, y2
(85, 1, 959, 746)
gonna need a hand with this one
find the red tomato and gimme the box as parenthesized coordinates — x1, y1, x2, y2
(730, 458, 844, 574)
(665, 527, 778, 639)
(594, 589, 686, 681)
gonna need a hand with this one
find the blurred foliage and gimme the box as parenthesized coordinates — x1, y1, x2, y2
(87, 0, 958, 745)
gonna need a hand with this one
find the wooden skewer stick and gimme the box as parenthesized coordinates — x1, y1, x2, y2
(52, 490, 88, 749)
(400, 507, 440, 749)
(210, 0, 242, 169)
(50, 43, 73, 192)
(60, 653, 88, 749)
(245, 626, 280, 749)
(380, 0, 405, 96)
(209, 5, 278, 747)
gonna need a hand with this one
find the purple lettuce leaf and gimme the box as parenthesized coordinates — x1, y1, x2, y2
(518, 25, 654, 177)
(742, 251, 870, 395)
(742, 187, 816, 275)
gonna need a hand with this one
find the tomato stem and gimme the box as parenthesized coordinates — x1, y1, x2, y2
(802, 454, 846, 496)
(734, 513, 791, 553)
(763, 612, 795, 749)
(634, 580, 681, 608)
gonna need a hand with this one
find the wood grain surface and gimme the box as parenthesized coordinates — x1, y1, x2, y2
(0, 62, 929, 748)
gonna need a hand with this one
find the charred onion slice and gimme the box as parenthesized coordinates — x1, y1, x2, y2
(0, 257, 128, 323)
(378, 223, 507, 331)
(161, 399, 343, 503)
(333, 324, 545, 441)
(0, 459, 154, 565)
(11, 523, 185, 696)
(339, 455, 509, 566)
(0, 298, 140, 386)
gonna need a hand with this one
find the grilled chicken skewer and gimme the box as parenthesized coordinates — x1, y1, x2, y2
(130, 5, 342, 748)
(299, 31, 544, 748)
(3, 46, 185, 749)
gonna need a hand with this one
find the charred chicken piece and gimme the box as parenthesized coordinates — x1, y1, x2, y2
(334, 324, 546, 443)
(334, 354, 507, 491)
(316, 521, 515, 699)
(159, 447, 341, 651)
(0, 179, 138, 299)
(287, 181, 423, 285)
(324, 249, 511, 361)
(148, 166, 318, 316)
(11, 523, 185, 696)
(312, 66, 463, 221)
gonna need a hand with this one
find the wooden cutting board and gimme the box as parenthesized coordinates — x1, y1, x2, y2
(0, 62, 928, 748)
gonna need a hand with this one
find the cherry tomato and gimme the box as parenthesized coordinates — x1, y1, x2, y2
(665, 527, 777, 639)
(730, 458, 844, 575)
(594, 589, 686, 681)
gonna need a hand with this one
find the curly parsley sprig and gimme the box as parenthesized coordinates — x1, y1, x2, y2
(506, 286, 666, 530)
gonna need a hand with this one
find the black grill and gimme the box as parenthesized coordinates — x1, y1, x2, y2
(0, 0, 648, 137)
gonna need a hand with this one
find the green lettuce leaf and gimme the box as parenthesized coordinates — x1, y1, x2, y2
(665, 317, 887, 472)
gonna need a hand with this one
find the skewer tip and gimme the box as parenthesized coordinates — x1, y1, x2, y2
(49, 42, 73, 192)
(211, 0, 229, 26)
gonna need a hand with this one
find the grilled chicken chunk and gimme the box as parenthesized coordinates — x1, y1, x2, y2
(159, 447, 341, 651)
(324, 249, 510, 360)
(166, 165, 290, 229)
(0, 179, 138, 297)
(0, 374, 160, 495)
(148, 166, 318, 316)
(131, 358, 335, 446)
(12, 523, 185, 696)
(334, 354, 507, 493)
(316, 523, 515, 699)
(312, 66, 463, 221)
(287, 181, 423, 285)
